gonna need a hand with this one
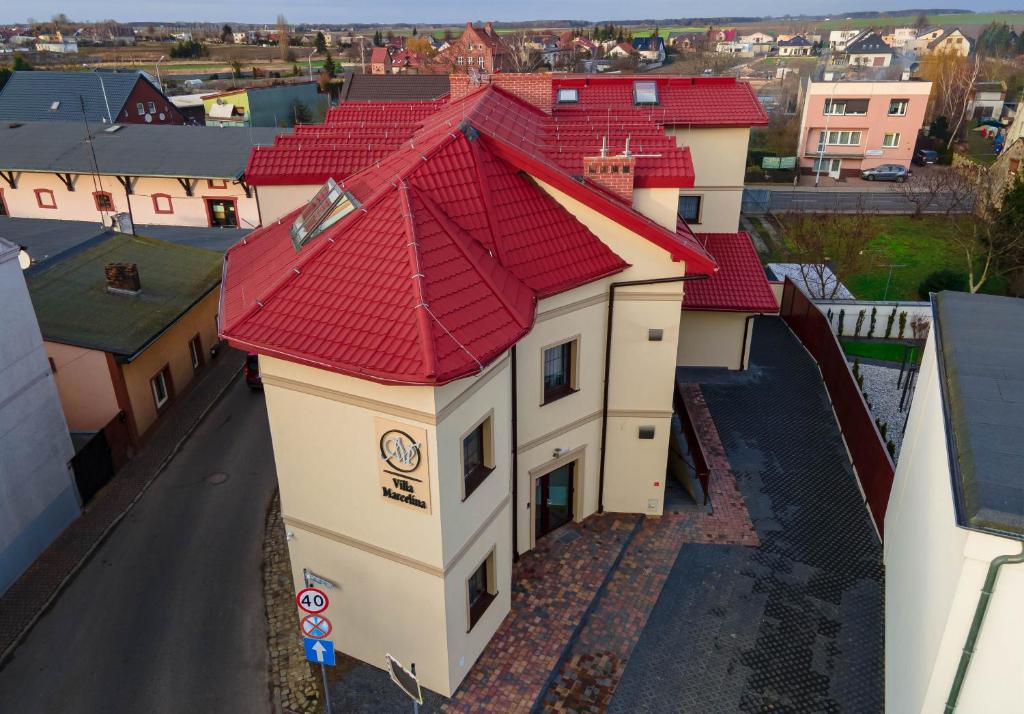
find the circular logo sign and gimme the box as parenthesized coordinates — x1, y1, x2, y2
(296, 587, 329, 614)
(379, 429, 421, 473)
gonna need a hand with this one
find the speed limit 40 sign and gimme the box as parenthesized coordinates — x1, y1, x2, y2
(296, 587, 329, 614)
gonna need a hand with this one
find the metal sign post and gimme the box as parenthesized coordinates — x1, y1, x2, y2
(297, 584, 335, 713)
(385, 653, 424, 709)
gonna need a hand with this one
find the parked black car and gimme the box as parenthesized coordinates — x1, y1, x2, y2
(860, 164, 911, 182)
(913, 149, 939, 166)
(245, 353, 263, 389)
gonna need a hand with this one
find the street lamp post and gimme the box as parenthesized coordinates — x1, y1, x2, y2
(156, 55, 166, 92)
(307, 49, 316, 81)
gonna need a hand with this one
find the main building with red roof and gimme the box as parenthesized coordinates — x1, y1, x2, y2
(219, 72, 775, 697)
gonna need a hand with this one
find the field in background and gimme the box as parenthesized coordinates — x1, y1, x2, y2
(815, 12, 1024, 30)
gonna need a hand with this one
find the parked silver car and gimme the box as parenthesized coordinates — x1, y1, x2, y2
(860, 164, 911, 182)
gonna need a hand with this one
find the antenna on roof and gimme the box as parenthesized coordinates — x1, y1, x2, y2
(600, 135, 608, 158)
(623, 136, 632, 158)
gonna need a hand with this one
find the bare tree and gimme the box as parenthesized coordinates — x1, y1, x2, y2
(888, 164, 976, 218)
(778, 207, 876, 299)
(919, 48, 981, 149)
(501, 32, 544, 72)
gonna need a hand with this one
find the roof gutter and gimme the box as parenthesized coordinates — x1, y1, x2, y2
(943, 542, 1024, 713)
(598, 273, 707, 513)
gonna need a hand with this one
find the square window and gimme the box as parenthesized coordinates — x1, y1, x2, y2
(462, 416, 494, 499)
(557, 88, 579, 103)
(883, 132, 900, 148)
(633, 80, 658, 105)
(151, 367, 171, 410)
(206, 198, 238, 227)
(35, 189, 57, 209)
(467, 552, 496, 630)
(152, 194, 173, 214)
(543, 340, 577, 404)
(889, 98, 908, 116)
(94, 191, 114, 212)
(678, 195, 702, 223)
(207, 179, 228, 189)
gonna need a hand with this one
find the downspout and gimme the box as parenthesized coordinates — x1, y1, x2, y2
(597, 273, 708, 513)
(510, 345, 519, 563)
(944, 542, 1024, 713)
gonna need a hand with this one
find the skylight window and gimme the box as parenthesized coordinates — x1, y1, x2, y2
(633, 81, 659, 105)
(557, 88, 579, 103)
(289, 178, 360, 251)
(49, 101, 61, 112)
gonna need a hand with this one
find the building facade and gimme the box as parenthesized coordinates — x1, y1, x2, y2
(0, 238, 79, 596)
(885, 292, 1024, 713)
(225, 73, 773, 696)
(0, 122, 279, 228)
(442, 22, 510, 73)
(796, 75, 932, 177)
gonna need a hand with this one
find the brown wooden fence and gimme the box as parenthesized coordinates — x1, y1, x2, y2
(779, 278, 894, 538)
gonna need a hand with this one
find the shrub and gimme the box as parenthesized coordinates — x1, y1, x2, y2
(855, 309, 867, 337)
(868, 306, 877, 338)
(837, 309, 845, 336)
(918, 270, 968, 299)
(885, 307, 897, 338)
(887, 440, 897, 459)
(898, 311, 907, 338)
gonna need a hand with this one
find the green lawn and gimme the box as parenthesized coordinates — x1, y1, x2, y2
(842, 339, 921, 364)
(964, 130, 998, 166)
(816, 12, 1024, 30)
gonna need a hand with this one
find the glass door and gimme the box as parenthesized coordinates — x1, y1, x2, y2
(535, 463, 574, 541)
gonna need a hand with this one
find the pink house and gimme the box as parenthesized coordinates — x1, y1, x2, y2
(796, 76, 932, 178)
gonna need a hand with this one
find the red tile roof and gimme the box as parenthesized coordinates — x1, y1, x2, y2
(221, 119, 635, 385)
(684, 232, 778, 312)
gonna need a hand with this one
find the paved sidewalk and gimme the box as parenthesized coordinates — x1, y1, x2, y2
(0, 347, 245, 662)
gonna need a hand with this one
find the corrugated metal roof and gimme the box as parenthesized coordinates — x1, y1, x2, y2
(27, 232, 222, 358)
(0, 70, 153, 123)
(340, 73, 451, 103)
(0, 122, 284, 178)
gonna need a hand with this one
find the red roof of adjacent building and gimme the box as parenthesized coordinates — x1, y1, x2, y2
(684, 232, 778, 312)
(370, 47, 390, 64)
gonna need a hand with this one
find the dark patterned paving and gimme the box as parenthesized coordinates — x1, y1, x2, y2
(608, 317, 884, 713)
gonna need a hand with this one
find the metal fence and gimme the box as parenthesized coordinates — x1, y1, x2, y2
(779, 278, 894, 538)
(742, 187, 972, 214)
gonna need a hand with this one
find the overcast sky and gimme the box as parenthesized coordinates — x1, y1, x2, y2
(6, 1, 1023, 25)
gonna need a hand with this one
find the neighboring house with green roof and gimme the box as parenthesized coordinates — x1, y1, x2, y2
(27, 232, 223, 442)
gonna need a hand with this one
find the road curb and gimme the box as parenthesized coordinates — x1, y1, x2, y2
(0, 363, 243, 665)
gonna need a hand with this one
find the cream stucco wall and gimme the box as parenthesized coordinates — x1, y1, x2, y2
(677, 310, 754, 370)
(632, 187, 681, 231)
(45, 342, 120, 432)
(255, 184, 320, 224)
(121, 288, 220, 438)
(1, 172, 259, 229)
(663, 126, 750, 232)
(885, 331, 1024, 713)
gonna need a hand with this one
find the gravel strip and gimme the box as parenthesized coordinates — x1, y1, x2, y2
(849, 359, 916, 459)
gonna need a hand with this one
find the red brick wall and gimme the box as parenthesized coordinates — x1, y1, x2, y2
(449, 73, 553, 114)
(116, 78, 186, 125)
(582, 155, 636, 202)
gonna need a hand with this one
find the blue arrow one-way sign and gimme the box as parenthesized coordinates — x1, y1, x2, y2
(304, 637, 336, 666)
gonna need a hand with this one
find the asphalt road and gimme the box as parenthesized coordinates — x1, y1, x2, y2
(0, 378, 276, 714)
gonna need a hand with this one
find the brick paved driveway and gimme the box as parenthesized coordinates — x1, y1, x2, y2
(608, 317, 884, 712)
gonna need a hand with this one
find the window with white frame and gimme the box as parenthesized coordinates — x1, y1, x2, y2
(150, 366, 171, 410)
(457, 56, 464, 65)
(819, 130, 862, 147)
(883, 132, 901, 148)
(823, 98, 868, 115)
(478, 56, 484, 67)
(136, 102, 145, 116)
(557, 88, 579, 103)
(888, 98, 909, 116)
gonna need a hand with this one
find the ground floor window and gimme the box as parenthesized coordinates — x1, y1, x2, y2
(678, 195, 702, 224)
(535, 462, 575, 541)
(188, 334, 204, 371)
(150, 365, 173, 411)
(205, 198, 238, 227)
(93, 191, 115, 212)
(152, 194, 174, 214)
(467, 551, 496, 630)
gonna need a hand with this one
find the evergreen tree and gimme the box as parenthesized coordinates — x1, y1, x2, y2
(315, 31, 327, 54)
(322, 50, 336, 78)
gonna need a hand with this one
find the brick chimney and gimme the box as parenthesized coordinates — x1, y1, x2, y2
(582, 154, 636, 203)
(105, 263, 141, 294)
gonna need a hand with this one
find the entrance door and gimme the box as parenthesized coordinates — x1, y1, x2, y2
(535, 463, 574, 541)
(828, 159, 842, 179)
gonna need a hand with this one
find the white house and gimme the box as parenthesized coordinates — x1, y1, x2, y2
(778, 36, 814, 57)
(886, 291, 1024, 714)
(0, 238, 79, 596)
(828, 29, 861, 52)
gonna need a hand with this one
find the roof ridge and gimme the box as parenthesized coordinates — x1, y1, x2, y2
(398, 182, 438, 380)
(414, 186, 533, 330)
